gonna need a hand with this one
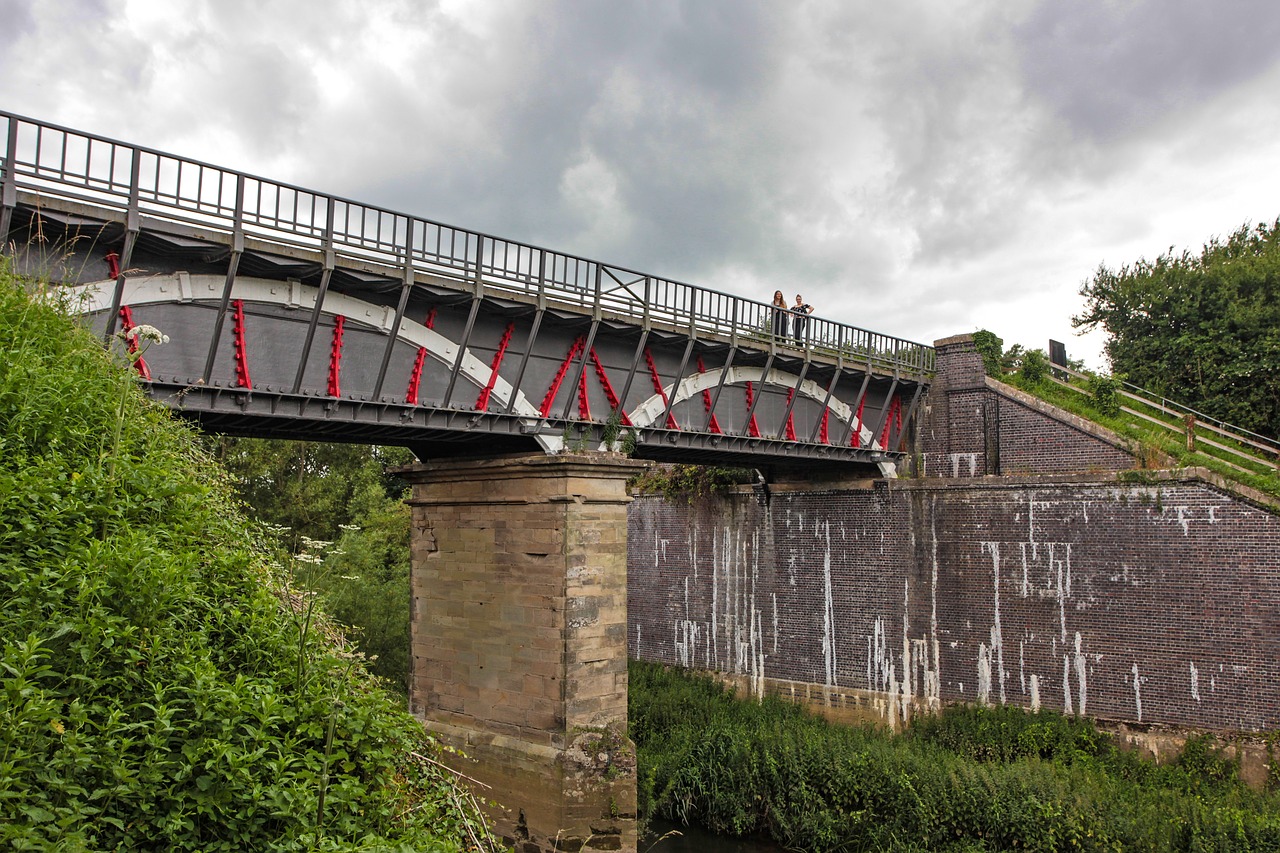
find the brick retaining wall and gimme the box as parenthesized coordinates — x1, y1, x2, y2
(627, 334, 1280, 734)
(627, 472, 1280, 732)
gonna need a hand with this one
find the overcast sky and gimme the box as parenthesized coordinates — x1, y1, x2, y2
(5, 0, 1280, 368)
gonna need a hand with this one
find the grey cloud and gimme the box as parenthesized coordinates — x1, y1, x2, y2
(0, 0, 151, 133)
(12, 0, 1276, 359)
(363, 1, 788, 283)
(798, 4, 1041, 272)
(0, 0, 37, 53)
(1019, 0, 1280, 141)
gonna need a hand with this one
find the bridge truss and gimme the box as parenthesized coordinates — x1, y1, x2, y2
(1, 110, 932, 475)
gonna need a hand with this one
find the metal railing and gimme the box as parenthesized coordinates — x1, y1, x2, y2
(0, 110, 933, 377)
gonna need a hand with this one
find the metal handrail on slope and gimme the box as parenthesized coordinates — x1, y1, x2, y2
(0, 110, 934, 378)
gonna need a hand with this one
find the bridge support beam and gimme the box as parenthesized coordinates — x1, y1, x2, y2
(402, 452, 645, 853)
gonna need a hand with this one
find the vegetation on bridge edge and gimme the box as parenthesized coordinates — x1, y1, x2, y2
(0, 260, 495, 850)
(630, 660, 1280, 852)
(628, 464, 759, 504)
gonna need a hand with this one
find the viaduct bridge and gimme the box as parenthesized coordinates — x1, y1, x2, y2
(2, 111, 934, 852)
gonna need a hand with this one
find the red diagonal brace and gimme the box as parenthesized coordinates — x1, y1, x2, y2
(476, 322, 515, 411)
(745, 382, 761, 438)
(819, 407, 830, 444)
(578, 364, 591, 420)
(880, 395, 901, 448)
(540, 336, 585, 418)
(644, 348, 679, 430)
(590, 348, 632, 426)
(851, 395, 866, 447)
(696, 356, 721, 434)
(406, 347, 427, 405)
(785, 389, 797, 441)
(327, 315, 346, 397)
(117, 305, 152, 380)
(406, 308, 437, 405)
(232, 299, 252, 389)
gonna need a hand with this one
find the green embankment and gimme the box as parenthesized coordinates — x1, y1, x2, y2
(972, 331, 1280, 502)
(0, 263, 491, 850)
(631, 661, 1280, 852)
(1003, 368, 1280, 502)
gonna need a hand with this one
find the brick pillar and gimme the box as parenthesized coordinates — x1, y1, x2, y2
(921, 333, 995, 477)
(402, 452, 645, 853)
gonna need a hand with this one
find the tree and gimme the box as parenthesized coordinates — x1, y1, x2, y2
(214, 437, 416, 692)
(1074, 219, 1280, 438)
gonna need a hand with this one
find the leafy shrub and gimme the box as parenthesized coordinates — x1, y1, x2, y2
(972, 330, 1005, 377)
(629, 464, 756, 504)
(0, 262, 490, 851)
(1087, 372, 1124, 417)
(1018, 348, 1051, 385)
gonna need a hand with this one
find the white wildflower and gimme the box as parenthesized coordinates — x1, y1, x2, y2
(121, 324, 169, 345)
(338, 524, 361, 532)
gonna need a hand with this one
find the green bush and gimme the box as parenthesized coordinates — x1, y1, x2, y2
(972, 330, 1005, 377)
(1018, 348, 1051, 385)
(1087, 372, 1124, 417)
(0, 263, 490, 851)
(628, 464, 756, 504)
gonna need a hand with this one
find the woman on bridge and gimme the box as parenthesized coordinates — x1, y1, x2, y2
(771, 290, 790, 339)
(792, 293, 814, 345)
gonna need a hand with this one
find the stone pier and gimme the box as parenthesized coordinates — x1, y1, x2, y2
(402, 452, 643, 853)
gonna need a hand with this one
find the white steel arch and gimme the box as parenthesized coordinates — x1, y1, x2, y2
(66, 274, 565, 452)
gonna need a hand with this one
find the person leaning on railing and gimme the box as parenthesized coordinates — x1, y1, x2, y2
(792, 294, 814, 345)
(771, 290, 790, 339)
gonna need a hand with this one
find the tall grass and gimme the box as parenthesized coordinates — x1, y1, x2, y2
(631, 661, 1280, 852)
(0, 261, 493, 850)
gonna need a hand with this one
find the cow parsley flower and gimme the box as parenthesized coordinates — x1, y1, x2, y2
(121, 324, 169, 345)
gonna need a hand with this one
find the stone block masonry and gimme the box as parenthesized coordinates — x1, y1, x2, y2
(403, 452, 646, 853)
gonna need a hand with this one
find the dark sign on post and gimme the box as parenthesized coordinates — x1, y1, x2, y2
(1049, 339, 1067, 367)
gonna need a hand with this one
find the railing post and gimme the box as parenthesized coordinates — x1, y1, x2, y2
(560, 265, 603, 421)
(292, 195, 336, 394)
(202, 173, 245, 384)
(0, 116, 18, 249)
(442, 235, 485, 409)
(1185, 414, 1196, 452)
(374, 223, 417, 400)
(504, 251, 547, 416)
(103, 146, 142, 340)
(615, 275, 652, 423)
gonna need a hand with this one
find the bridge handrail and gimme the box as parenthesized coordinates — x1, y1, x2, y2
(0, 110, 934, 376)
